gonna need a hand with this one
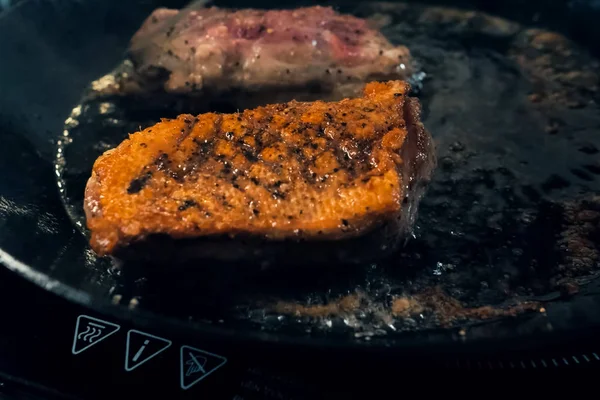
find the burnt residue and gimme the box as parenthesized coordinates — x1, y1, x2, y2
(154, 152, 170, 171)
(241, 147, 259, 163)
(152, 151, 184, 182)
(191, 138, 215, 167)
(177, 116, 198, 144)
(556, 196, 600, 283)
(391, 287, 540, 326)
(178, 199, 197, 211)
(127, 171, 152, 194)
(270, 293, 365, 317)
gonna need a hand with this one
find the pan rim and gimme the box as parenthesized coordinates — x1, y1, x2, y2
(4, 245, 600, 356)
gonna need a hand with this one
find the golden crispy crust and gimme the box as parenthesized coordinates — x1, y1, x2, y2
(85, 81, 434, 257)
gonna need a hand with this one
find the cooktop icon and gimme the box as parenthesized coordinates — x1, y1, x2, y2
(180, 345, 227, 390)
(125, 330, 172, 372)
(72, 315, 120, 355)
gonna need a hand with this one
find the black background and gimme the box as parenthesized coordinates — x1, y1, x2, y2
(2, 0, 600, 398)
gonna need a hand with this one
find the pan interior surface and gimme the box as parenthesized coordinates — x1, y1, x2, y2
(1, 0, 600, 347)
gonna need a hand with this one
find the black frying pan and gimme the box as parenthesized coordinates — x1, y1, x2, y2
(1, 0, 600, 360)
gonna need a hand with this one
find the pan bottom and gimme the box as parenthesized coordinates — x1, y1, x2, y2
(55, 2, 600, 340)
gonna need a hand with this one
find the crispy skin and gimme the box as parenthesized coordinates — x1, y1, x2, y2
(85, 81, 435, 263)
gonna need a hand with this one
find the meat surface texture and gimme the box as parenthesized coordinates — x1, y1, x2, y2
(101, 4, 414, 106)
(85, 81, 436, 264)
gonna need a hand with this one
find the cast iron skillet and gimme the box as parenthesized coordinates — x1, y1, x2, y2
(1, 0, 600, 357)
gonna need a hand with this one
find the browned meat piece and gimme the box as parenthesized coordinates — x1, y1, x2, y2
(94, 4, 415, 108)
(84, 80, 435, 264)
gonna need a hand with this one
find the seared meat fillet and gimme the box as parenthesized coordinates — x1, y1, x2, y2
(85, 81, 435, 264)
(95, 4, 415, 107)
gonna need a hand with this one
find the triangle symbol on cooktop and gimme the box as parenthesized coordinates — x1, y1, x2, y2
(125, 329, 172, 371)
(72, 315, 120, 355)
(180, 345, 227, 390)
